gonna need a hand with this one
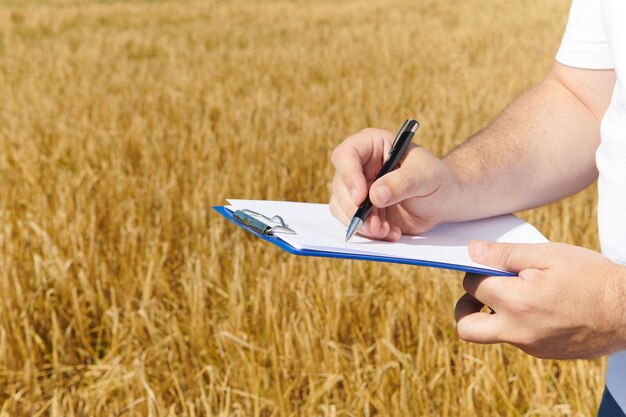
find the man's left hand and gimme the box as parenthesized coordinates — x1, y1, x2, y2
(456, 241, 626, 359)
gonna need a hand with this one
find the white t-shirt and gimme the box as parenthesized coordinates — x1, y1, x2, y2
(556, 0, 626, 411)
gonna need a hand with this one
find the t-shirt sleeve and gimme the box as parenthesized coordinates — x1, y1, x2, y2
(556, 0, 614, 69)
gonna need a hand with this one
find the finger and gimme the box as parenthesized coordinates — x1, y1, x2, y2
(329, 195, 350, 225)
(363, 208, 391, 239)
(331, 131, 387, 205)
(388, 224, 401, 241)
(455, 293, 503, 344)
(331, 146, 368, 205)
(369, 146, 436, 208)
(329, 195, 380, 238)
(332, 174, 389, 239)
(331, 173, 358, 220)
(366, 208, 381, 235)
(332, 188, 397, 241)
(362, 207, 400, 241)
(376, 209, 391, 239)
(455, 292, 484, 321)
(462, 272, 523, 309)
(468, 241, 551, 273)
(378, 207, 391, 238)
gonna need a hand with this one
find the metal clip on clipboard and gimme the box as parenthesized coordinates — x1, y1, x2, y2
(232, 209, 296, 236)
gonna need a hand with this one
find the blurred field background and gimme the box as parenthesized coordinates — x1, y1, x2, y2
(0, 0, 604, 416)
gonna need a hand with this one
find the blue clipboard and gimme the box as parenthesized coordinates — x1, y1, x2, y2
(213, 206, 514, 276)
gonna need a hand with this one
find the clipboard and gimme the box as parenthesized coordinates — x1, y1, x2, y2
(213, 205, 518, 276)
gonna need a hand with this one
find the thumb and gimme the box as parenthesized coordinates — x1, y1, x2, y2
(369, 167, 423, 208)
(468, 241, 550, 273)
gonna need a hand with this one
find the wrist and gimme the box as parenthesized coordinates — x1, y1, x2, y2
(439, 156, 472, 222)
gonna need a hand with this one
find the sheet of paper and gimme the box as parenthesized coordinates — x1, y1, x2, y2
(225, 199, 548, 273)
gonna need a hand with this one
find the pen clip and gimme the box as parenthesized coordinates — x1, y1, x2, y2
(241, 209, 289, 227)
(389, 119, 411, 155)
(388, 119, 419, 156)
(237, 209, 297, 235)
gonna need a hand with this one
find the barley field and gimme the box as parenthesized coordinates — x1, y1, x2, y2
(0, 0, 605, 416)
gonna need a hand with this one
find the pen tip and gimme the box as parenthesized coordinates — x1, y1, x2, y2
(345, 218, 363, 243)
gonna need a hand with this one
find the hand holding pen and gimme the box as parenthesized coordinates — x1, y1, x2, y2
(329, 120, 462, 242)
(345, 119, 419, 241)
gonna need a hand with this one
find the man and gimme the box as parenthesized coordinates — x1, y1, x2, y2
(329, 0, 626, 414)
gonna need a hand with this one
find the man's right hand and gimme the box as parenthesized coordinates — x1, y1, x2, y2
(329, 127, 463, 241)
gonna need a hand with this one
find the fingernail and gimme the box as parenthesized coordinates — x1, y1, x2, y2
(389, 230, 399, 241)
(470, 241, 487, 259)
(375, 186, 390, 204)
(350, 188, 360, 204)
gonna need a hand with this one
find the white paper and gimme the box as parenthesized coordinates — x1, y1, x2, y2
(225, 199, 548, 274)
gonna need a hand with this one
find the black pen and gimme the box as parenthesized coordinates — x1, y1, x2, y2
(345, 119, 420, 242)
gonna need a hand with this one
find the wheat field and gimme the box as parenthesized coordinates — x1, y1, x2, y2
(0, 0, 606, 416)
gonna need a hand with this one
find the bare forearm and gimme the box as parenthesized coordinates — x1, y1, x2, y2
(443, 64, 614, 221)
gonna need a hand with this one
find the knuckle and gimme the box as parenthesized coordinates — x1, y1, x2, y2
(345, 173, 358, 189)
(329, 202, 344, 224)
(508, 295, 533, 316)
(510, 330, 539, 350)
(379, 221, 391, 237)
(360, 128, 392, 147)
(330, 146, 343, 167)
(495, 244, 514, 266)
(359, 127, 377, 136)
(329, 206, 337, 219)
(331, 173, 341, 191)
(340, 199, 355, 215)
(329, 196, 337, 209)
(397, 171, 416, 193)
